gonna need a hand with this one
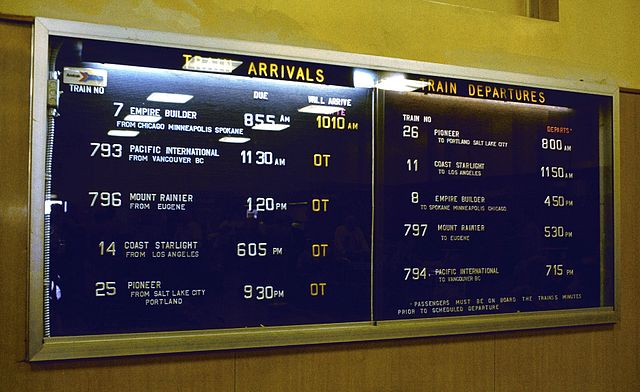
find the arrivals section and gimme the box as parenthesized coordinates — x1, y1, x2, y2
(46, 37, 372, 335)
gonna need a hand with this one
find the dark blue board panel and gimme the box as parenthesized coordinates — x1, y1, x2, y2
(44, 35, 613, 338)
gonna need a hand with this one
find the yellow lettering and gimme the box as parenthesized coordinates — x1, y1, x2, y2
(182, 54, 193, 66)
(515, 89, 523, 101)
(464, 83, 544, 104)
(426, 79, 457, 95)
(312, 198, 330, 212)
(313, 153, 331, 167)
(244, 61, 325, 83)
(296, 67, 306, 81)
(258, 62, 267, 77)
(310, 282, 327, 296)
(468, 84, 476, 97)
(311, 244, 329, 257)
(269, 63, 279, 78)
(427, 79, 435, 92)
(247, 62, 257, 76)
(286, 65, 295, 79)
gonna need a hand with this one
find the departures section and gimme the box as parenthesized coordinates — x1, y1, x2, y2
(374, 80, 613, 320)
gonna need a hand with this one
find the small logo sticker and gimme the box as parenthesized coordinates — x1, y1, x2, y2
(63, 67, 108, 87)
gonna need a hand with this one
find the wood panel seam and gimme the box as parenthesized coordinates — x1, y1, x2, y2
(0, 13, 35, 24)
(620, 87, 640, 96)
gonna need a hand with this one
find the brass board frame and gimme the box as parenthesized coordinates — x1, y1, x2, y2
(28, 17, 620, 361)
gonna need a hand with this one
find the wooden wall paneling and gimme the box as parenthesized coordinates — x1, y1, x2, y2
(494, 327, 614, 392)
(0, 18, 36, 389)
(26, 353, 236, 391)
(614, 91, 640, 391)
(235, 336, 494, 392)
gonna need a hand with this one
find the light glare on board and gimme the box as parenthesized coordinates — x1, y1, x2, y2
(298, 105, 345, 115)
(219, 136, 251, 143)
(147, 92, 194, 104)
(251, 124, 290, 131)
(107, 130, 140, 137)
(123, 114, 162, 123)
(183, 56, 242, 73)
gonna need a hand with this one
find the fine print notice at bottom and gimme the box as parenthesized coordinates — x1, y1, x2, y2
(375, 85, 612, 321)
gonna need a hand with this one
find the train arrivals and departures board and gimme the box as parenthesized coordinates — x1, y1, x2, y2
(32, 19, 615, 359)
